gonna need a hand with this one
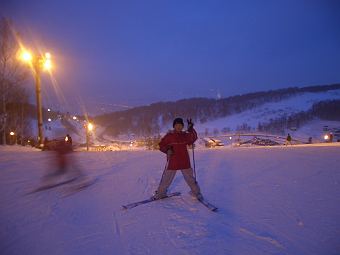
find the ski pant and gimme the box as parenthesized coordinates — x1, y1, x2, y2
(156, 168, 201, 196)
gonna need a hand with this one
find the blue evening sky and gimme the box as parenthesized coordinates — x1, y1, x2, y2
(2, 0, 340, 114)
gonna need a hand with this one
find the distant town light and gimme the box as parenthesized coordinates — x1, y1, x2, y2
(48, 118, 52, 122)
(47, 108, 51, 112)
(65, 136, 69, 142)
(324, 134, 329, 140)
(73, 116, 77, 120)
(10, 131, 15, 136)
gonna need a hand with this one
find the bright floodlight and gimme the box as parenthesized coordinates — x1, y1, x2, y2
(43, 58, 52, 71)
(10, 131, 15, 136)
(73, 116, 77, 120)
(324, 135, 329, 140)
(88, 123, 94, 131)
(45, 52, 51, 59)
(21, 50, 32, 63)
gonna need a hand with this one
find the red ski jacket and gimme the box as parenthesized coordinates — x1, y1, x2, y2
(159, 128, 197, 170)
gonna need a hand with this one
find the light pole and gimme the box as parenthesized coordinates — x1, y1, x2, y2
(86, 122, 94, 151)
(19, 49, 52, 148)
(9, 131, 15, 145)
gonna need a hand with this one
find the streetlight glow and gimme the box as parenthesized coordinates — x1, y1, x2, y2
(19, 48, 53, 72)
(20, 50, 33, 63)
(18, 43, 55, 148)
(18, 45, 54, 148)
(86, 122, 94, 151)
(43, 58, 52, 71)
(88, 123, 94, 131)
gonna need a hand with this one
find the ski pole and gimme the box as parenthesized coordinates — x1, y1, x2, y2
(187, 118, 197, 182)
(192, 143, 197, 182)
(158, 156, 170, 188)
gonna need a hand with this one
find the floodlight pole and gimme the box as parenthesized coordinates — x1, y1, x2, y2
(34, 61, 44, 147)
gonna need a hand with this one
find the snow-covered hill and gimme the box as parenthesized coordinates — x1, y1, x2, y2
(197, 89, 340, 134)
(0, 144, 339, 254)
(39, 89, 340, 146)
(194, 89, 340, 143)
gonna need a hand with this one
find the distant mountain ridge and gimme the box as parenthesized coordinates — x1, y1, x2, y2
(93, 84, 340, 137)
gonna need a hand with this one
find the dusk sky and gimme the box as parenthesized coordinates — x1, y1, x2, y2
(2, 0, 340, 114)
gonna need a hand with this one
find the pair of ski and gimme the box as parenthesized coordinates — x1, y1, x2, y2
(122, 192, 218, 212)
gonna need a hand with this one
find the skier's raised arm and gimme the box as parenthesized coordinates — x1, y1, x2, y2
(186, 118, 197, 145)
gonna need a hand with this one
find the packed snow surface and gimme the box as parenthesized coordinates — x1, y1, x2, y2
(0, 144, 340, 255)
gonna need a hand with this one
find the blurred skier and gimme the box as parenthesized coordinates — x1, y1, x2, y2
(153, 117, 203, 200)
(329, 133, 334, 143)
(55, 138, 73, 175)
(42, 135, 81, 186)
(32, 135, 97, 194)
(65, 134, 73, 150)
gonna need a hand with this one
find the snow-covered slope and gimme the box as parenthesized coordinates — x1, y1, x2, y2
(195, 89, 340, 134)
(39, 89, 340, 145)
(42, 117, 107, 146)
(0, 145, 339, 255)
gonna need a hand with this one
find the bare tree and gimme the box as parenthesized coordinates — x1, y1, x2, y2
(6, 88, 31, 144)
(0, 17, 29, 144)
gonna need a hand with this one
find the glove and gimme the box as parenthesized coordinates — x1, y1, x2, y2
(187, 118, 194, 131)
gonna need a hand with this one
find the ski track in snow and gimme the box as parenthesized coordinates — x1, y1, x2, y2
(239, 227, 284, 249)
(1, 145, 340, 254)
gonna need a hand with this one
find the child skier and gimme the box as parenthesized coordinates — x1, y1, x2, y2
(153, 117, 203, 200)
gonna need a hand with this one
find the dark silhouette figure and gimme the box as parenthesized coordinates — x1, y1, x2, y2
(286, 133, 292, 146)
